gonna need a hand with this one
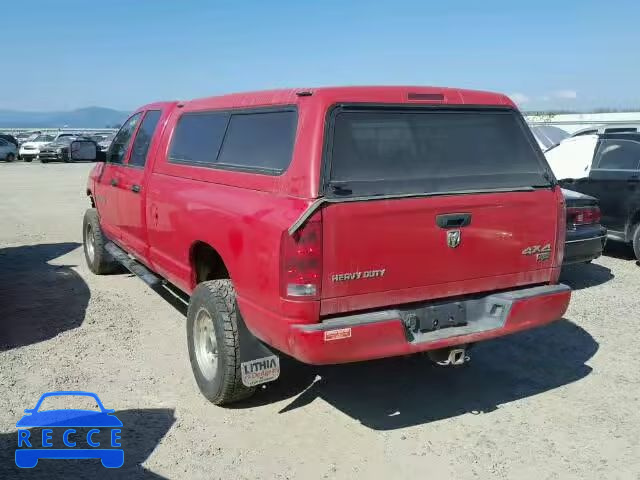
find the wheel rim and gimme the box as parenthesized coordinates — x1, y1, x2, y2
(85, 224, 95, 263)
(193, 307, 218, 381)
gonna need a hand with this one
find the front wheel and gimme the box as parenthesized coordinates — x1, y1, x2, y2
(83, 208, 119, 274)
(187, 280, 256, 405)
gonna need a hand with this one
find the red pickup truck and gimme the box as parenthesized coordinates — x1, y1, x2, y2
(81, 86, 571, 405)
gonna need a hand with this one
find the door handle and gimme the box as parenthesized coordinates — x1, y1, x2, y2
(436, 213, 472, 228)
(131, 184, 141, 193)
(110, 178, 118, 187)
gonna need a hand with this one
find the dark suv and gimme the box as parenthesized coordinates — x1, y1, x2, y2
(560, 132, 640, 259)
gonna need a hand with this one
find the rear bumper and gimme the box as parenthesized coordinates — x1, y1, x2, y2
(564, 227, 607, 265)
(286, 284, 571, 364)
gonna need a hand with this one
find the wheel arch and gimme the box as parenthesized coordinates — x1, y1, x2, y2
(189, 241, 231, 289)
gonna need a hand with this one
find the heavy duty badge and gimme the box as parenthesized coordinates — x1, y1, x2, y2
(331, 269, 386, 282)
(447, 230, 461, 248)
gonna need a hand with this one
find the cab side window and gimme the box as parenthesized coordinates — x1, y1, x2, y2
(129, 110, 162, 167)
(594, 139, 640, 171)
(108, 113, 142, 164)
(168, 108, 297, 175)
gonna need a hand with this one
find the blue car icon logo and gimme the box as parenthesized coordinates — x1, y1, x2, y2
(15, 391, 124, 468)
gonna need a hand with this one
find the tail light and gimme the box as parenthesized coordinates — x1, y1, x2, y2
(280, 213, 322, 300)
(566, 206, 601, 227)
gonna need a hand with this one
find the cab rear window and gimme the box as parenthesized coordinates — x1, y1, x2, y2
(325, 107, 551, 196)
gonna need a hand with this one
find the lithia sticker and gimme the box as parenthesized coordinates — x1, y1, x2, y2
(241, 356, 280, 387)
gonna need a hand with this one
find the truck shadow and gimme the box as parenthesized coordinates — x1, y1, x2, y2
(560, 262, 614, 290)
(0, 242, 89, 351)
(243, 319, 597, 430)
(0, 408, 175, 479)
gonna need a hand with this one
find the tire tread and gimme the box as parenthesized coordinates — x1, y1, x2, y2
(83, 208, 119, 274)
(187, 280, 255, 404)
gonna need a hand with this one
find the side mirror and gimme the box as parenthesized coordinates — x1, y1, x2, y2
(70, 140, 99, 162)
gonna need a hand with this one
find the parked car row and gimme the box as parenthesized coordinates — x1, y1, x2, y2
(1, 134, 104, 163)
(0, 129, 116, 162)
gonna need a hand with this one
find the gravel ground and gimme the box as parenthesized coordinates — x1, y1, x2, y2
(1, 162, 639, 480)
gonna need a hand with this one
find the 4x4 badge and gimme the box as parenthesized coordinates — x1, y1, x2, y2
(447, 230, 461, 248)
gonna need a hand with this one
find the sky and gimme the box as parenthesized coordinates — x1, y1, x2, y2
(1, 0, 639, 113)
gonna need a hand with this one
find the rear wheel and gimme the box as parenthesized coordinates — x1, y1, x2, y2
(632, 223, 640, 261)
(83, 208, 119, 274)
(5, 153, 14, 162)
(187, 280, 256, 405)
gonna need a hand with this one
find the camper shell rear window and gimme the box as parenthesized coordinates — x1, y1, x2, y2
(322, 105, 553, 197)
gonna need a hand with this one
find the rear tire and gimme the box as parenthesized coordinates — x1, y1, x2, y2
(187, 280, 256, 405)
(83, 208, 119, 274)
(6, 153, 14, 162)
(632, 223, 640, 261)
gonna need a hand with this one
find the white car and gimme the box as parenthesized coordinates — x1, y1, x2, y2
(545, 135, 599, 180)
(0, 138, 18, 162)
(19, 134, 55, 162)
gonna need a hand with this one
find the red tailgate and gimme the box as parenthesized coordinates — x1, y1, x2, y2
(321, 189, 560, 311)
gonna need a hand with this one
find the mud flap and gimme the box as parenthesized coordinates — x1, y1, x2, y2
(237, 316, 280, 387)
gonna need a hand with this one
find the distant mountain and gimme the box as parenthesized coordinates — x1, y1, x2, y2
(0, 107, 130, 128)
